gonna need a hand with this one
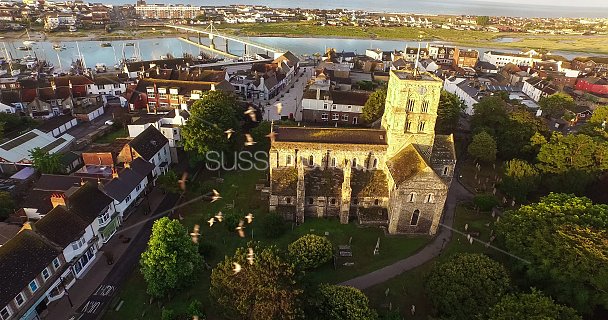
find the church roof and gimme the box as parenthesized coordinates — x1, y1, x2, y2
(305, 168, 343, 197)
(386, 144, 428, 186)
(351, 170, 389, 197)
(270, 167, 298, 196)
(431, 134, 457, 165)
(274, 127, 387, 145)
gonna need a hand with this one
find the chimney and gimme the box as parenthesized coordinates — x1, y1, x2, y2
(51, 193, 66, 208)
(112, 167, 119, 179)
(316, 88, 321, 100)
(124, 162, 130, 169)
(80, 178, 85, 186)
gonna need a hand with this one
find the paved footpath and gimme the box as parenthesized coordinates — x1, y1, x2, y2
(339, 180, 473, 289)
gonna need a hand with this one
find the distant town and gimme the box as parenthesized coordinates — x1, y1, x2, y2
(1, 1, 608, 320)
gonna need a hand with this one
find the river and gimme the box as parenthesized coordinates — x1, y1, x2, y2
(0, 36, 602, 71)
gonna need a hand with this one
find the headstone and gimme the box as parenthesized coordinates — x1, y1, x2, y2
(493, 187, 497, 195)
(385, 288, 390, 297)
(411, 305, 416, 315)
(464, 223, 469, 231)
(469, 237, 474, 244)
(324, 231, 329, 236)
(502, 196, 507, 204)
(496, 216, 500, 222)
(511, 200, 516, 207)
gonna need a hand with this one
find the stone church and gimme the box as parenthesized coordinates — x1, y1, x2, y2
(268, 69, 456, 234)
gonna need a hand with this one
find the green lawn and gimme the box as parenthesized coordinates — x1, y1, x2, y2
(105, 168, 430, 319)
(364, 204, 499, 319)
(94, 127, 128, 144)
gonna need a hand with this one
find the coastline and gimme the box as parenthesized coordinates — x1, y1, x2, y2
(2, 26, 606, 56)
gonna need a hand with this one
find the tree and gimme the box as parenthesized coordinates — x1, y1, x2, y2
(250, 121, 271, 152)
(0, 191, 15, 221)
(156, 170, 180, 194)
(309, 284, 378, 320)
(496, 193, 608, 314)
(539, 92, 575, 118)
(140, 217, 203, 298)
(425, 253, 510, 319)
(436, 90, 465, 134)
(588, 105, 608, 126)
(476, 16, 491, 26)
(471, 96, 508, 135)
(181, 91, 240, 157)
(473, 194, 499, 212)
(361, 87, 387, 124)
(30, 148, 63, 174)
(500, 159, 540, 201)
(288, 234, 333, 270)
(468, 131, 497, 163)
(488, 289, 581, 320)
(497, 110, 546, 160)
(210, 244, 303, 320)
(261, 212, 287, 239)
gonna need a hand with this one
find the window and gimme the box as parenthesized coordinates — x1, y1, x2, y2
(136, 183, 141, 192)
(421, 100, 429, 113)
(426, 193, 434, 203)
(323, 103, 328, 109)
(410, 209, 420, 225)
(170, 94, 178, 100)
(29, 279, 38, 293)
(158, 92, 167, 99)
(352, 158, 357, 168)
(308, 198, 314, 205)
(331, 157, 336, 167)
(332, 113, 339, 121)
(14, 293, 24, 307)
(286, 197, 292, 204)
(308, 155, 314, 167)
(148, 101, 156, 108)
(159, 102, 169, 108)
(418, 121, 426, 132)
(408, 192, 416, 202)
(96, 84, 105, 90)
(353, 117, 358, 125)
(321, 113, 328, 121)
(374, 199, 379, 206)
(332, 104, 337, 110)
(113, 83, 121, 88)
(72, 237, 85, 250)
(115, 91, 121, 95)
(372, 158, 378, 169)
(347, 105, 352, 109)
(406, 99, 415, 112)
(1, 306, 11, 320)
(42, 268, 50, 281)
(330, 198, 336, 205)
(406, 121, 412, 132)
(443, 166, 449, 176)
(125, 195, 132, 203)
(286, 155, 292, 165)
(53, 258, 60, 269)
(342, 114, 348, 121)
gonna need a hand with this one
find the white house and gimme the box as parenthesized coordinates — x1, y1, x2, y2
(126, 126, 171, 179)
(87, 75, 128, 96)
(128, 109, 190, 149)
(103, 158, 154, 220)
(443, 77, 480, 115)
(481, 50, 543, 68)
(300, 87, 370, 124)
(0, 101, 16, 113)
(523, 78, 558, 102)
(36, 115, 78, 138)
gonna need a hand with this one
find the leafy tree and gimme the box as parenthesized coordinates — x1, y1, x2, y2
(182, 91, 240, 156)
(497, 110, 546, 160)
(0, 191, 15, 221)
(288, 234, 333, 270)
(262, 212, 287, 239)
(589, 105, 608, 126)
(161, 308, 175, 320)
(473, 194, 499, 212)
(436, 90, 465, 134)
(210, 244, 303, 320)
(187, 299, 204, 319)
(488, 289, 581, 320)
(361, 87, 387, 124)
(309, 284, 378, 320)
(500, 159, 540, 201)
(425, 253, 510, 320)
(30, 148, 63, 174)
(467, 131, 497, 163)
(140, 217, 203, 298)
(539, 92, 575, 118)
(580, 106, 608, 139)
(496, 193, 608, 314)
(476, 16, 491, 26)
(250, 121, 271, 152)
(470, 96, 508, 135)
(156, 169, 180, 194)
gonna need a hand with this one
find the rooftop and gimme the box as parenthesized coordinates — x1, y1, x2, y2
(274, 127, 387, 145)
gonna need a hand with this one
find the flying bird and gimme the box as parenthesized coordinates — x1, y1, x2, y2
(244, 106, 257, 122)
(190, 224, 201, 243)
(246, 248, 255, 265)
(232, 262, 241, 274)
(214, 211, 223, 222)
(236, 220, 245, 238)
(224, 128, 235, 139)
(245, 133, 256, 146)
(207, 217, 215, 227)
(276, 103, 283, 115)
(178, 172, 188, 191)
(245, 213, 254, 224)
(211, 189, 222, 202)
(265, 131, 277, 144)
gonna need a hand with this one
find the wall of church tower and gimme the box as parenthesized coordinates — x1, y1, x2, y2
(381, 70, 443, 158)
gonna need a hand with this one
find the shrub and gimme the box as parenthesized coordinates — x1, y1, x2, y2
(187, 299, 204, 318)
(261, 213, 287, 238)
(473, 194, 499, 212)
(288, 234, 333, 269)
(161, 308, 175, 320)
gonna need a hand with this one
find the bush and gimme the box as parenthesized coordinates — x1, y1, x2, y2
(187, 299, 204, 318)
(161, 308, 175, 320)
(288, 234, 333, 269)
(473, 194, 499, 212)
(261, 213, 287, 238)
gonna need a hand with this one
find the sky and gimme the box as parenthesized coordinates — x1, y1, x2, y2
(476, 0, 607, 7)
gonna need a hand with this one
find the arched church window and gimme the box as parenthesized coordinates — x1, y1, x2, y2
(286, 197, 291, 204)
(330, 198, 336, 205)
(352, 158, 357, 168)
(308, 155, 314, 167)
(308, 198, 314, 205)
(286, 155, 292, 165)
(374, 199, 379, 206)
(372, 158, 378, 169)
(408, 192, 416, 202)
(331, 157, 337, 167)
(425, 193, 434, 203)
(411, 209, 420, 225)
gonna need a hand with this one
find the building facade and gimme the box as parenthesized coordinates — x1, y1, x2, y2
(268, 70, 456, 235)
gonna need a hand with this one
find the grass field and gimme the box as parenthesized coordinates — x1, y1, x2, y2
(104, 168, 430, 319)
(93, 127, 128, 144)
(216, 22, 608, 55)
(364, 204, 499, 319)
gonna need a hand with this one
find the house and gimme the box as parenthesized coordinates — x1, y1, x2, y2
(443, 77, 480, 115)
(481, 50, 543, 68)
(300, 87, 370, 125)
(128, 109, 189, 149)
(87, 75, 128, 96)
(118, 126, 171, 179)
(575, 77, 608, 95)
(101, 158, 154, 219)
(44, 13, 77, 30)
(453, 48, 479, 68)
(0, 129, 75, 173)
(35, 115, 78, 138)
(123, 58, 194, 79)
(428, 45, 455, 65)
(523, 78, 558, 102)
(0, 229, 66, 320)
(71, 95, 105, 122)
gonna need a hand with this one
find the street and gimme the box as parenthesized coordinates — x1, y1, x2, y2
(263, 66, 314, 122)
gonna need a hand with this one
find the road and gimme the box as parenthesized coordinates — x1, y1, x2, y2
(68, 193, 180, 320)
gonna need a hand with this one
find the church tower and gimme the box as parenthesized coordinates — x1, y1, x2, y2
(381, 70, 443, 158)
